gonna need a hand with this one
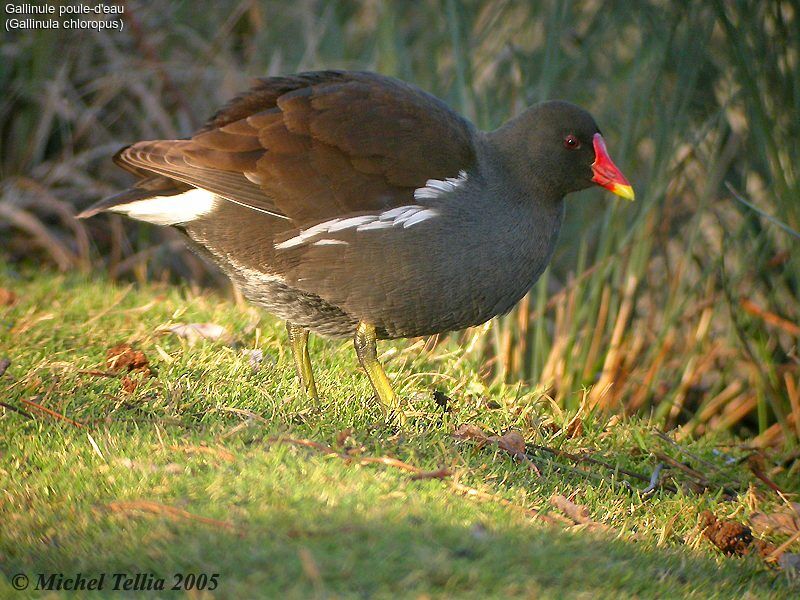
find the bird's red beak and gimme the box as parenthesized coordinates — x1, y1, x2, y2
(591, 133, 635, 201)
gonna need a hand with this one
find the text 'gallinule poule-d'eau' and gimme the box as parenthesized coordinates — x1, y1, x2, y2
(79, 70, 634, 418)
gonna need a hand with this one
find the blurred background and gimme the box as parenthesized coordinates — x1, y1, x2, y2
(1, 0, 797, 446)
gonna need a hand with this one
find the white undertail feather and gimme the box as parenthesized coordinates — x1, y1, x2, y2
(109, 188, 219, 226)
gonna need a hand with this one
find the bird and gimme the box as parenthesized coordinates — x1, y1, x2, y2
(78, 70, 633, 419)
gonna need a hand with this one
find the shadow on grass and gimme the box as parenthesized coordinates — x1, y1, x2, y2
(2, 481, 787, 599)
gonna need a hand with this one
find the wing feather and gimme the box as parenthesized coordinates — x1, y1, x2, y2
(111, 71, 477, 226)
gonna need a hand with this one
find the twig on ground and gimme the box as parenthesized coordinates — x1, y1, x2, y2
(20, 396, 85, 429)
(747, 455, 786, 496)
(409, 467, 452, 480)
(0, 401, 34, 420)
(77, 369, 120, 378)
(652, 430, 729, 474)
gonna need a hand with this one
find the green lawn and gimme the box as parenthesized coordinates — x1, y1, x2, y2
(1, 268, 797, 598)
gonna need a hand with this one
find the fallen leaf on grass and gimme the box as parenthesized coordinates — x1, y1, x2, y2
(0, 288, 17, 306)
(495, 431, 526, 455)
(453, 425, 540, 476)
(550, 494, 593, 525)
(106, 344, 152, 393)
(120, 376, 140, 394)
(453, 424, 489, 443)
(700, 511, 775, 557)
(106, 344, 150, 375)
(750, 505, 800, 537)
(565, 416, 584, 439)
(453, 425, 526, 457)
(160, 323, 230, 345)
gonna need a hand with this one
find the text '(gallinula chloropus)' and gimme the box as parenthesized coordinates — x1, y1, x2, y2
(79, 71, 634, 419)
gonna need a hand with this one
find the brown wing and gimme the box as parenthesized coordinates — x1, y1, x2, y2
(114, 71, 477, 225)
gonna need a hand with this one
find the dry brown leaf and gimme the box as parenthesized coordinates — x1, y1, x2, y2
(106, 344, 151, 391)
(454, 425, 532, 466)
(452, 424, 490, 444)
(491, 431, 526, 456)
(162, 323, 230, 345)
(750, 505, 800, 537)
(120, 376, 138, 394)
(550, 494, 592, 525)
(0, 288, 17, 306)
(106, 344, 150, 375)
(565, 417, 584, 439)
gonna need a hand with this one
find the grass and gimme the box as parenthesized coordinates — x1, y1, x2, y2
(1, 2, 798, 594)
(2, 268, 799, 598)
(1, 1, 798, 446)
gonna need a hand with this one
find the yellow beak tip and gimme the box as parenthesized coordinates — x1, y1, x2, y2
(612, 184, 636, 201)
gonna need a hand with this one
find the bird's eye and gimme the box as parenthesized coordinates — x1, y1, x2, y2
(563, 134, 581, 150)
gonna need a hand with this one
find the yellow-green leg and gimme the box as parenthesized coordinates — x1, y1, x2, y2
(286, 322, 318, 402)
(354, 321, 403, 419)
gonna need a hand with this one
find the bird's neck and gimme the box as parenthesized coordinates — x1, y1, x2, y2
(479, 130, 563, 205)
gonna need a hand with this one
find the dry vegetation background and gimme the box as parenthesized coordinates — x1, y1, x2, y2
(1, 0, 798, 446)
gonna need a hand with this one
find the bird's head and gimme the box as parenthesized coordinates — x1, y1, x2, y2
(492, 100, 634, 201)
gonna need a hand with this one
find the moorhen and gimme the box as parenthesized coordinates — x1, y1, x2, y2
(79, 71, 634, 417)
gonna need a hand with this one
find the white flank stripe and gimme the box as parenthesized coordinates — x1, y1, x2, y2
(326, 216, 375, 232)
(413, 170, 468, 200)
(110, 188, 218, 226)
(356, 220, 393, 231)
(379, 206, 415, 220)
(302, 219, 342, 238)
(401, 208, 439, 228)
(313, 239, 349, 246)
(274, 236, 307, 250)
(275, 205, 440, 250)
